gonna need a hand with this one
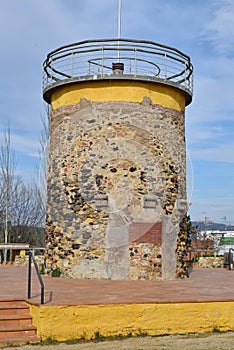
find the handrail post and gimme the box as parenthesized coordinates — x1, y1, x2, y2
(101, 46, 104, 77)
(41, 284, 45, 305)
(27, 250, 45, 304)
(228, 248, 234, 270)
(164, 53, 167, 80)
(134, 48, 137, 76)
(28, 253, 32, 299)
(71, 51, 74, 77)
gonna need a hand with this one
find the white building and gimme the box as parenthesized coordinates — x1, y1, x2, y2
(200, 230, 234, 255)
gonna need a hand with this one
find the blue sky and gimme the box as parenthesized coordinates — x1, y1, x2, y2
(0, 0, 234, 224)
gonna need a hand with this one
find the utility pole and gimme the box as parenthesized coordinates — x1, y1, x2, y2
(3, 130, 10, 264)
(221, 216, 227, 231)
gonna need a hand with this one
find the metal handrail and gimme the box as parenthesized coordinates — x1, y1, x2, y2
(28, 250, 45, 304)
(228, 248, 234, 270)
(43, 38, 193, 103)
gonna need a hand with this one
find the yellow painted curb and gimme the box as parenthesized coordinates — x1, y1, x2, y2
(28, 302, 234, 341)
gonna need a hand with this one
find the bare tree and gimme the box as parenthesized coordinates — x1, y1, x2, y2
(0, 126, 20, 262)
(10, 181, 45, 227)
(38, 106, 50, 216)
(0, 126, 46, 262)
(1, 127, 10, 243)
(8, 180, 45, 245)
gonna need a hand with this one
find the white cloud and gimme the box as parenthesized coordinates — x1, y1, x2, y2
(190, 76, 234, 122)
(186, 124, 223, 144)
(10, 133, 39, 158)
(190, 142, 234, 163)
(202, 0, 234, 54)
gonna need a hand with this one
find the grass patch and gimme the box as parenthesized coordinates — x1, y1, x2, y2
(92, 329, 148, 342)
(31, 330, 149, 347)
(51, 267, 61, 277)
(213, 325, 222, 333)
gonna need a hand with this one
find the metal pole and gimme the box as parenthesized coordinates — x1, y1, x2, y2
(164, 53, 167, 80)
(28, 253, 32, 299)
(41, 285, 45, 305)
(135, 48, 137, 76)
(28, 250, 45, 304)
(228, 248, 233, 270)
(32, 254, 44, 304)
(117, 0, 122, 62)
(184, 60, 186, 84)
(118, 0, 122, 38)
(3, 132, 10, 264)
(102, 47, 104, 77)
(71, 52, 74, 77)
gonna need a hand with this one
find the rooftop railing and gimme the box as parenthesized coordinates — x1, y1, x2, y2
(43, 38, 193, 104)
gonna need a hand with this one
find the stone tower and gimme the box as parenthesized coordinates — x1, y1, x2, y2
(42, 38, 193, 280)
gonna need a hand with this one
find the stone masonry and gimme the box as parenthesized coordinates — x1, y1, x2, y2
(45, 96, 189, 280)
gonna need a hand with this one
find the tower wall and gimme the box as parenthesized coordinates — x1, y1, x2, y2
(45, 80, 188, 280)
(51, 80, 185, 111)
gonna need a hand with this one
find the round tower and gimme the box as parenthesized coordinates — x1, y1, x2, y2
(42, 38, 193, 280)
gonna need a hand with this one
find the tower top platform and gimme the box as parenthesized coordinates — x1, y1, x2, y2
(43, 38, 193, 106)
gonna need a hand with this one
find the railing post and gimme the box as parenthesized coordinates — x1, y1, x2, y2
(28, 253, 32, 299)
(184, 60, 186, 85)
(101, 46, 104, 77)
(49, 58, 53, 85)
(228, 248, 233, 270)
(134, 48, 137, 76)
(164, 53, 167, 80)
(27, 250, 45, 304)
(71, 51, 74, 77)
(41, 285, 45, 305)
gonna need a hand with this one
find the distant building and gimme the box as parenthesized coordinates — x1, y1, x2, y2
(199, 230, 234, 255)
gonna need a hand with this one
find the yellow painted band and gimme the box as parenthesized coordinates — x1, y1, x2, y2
(29, 302, 234, 341)
(51, 80, 186, 112)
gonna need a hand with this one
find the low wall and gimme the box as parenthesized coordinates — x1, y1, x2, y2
(198, 257, 224, 268)
(29, 302, 234, 341)
(14, 255, 45, 270)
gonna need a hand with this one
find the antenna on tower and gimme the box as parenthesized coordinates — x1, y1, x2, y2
(117, 0, 122, 62)
(118, 0, 122, 38)
(112, 1, 124, 74)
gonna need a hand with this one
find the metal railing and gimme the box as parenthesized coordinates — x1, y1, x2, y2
(43, 38, 193, 103)
(224, 248, 234, 270)
(28, 250, 45, 304)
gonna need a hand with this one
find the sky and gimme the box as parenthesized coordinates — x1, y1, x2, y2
(0, 0, 234, 224)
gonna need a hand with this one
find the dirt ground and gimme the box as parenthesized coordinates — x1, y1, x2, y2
(2, 332, 234, 350)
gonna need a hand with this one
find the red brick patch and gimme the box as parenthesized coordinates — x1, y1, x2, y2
(129, 222, 162, 245)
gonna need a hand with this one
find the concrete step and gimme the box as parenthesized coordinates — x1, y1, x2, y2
(0, 324, 37, 338)
(0, 300, 40, 345)
(0, 314, 33, 327)
(0, 335, 40, 347)
(0, 301, 30, 317)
